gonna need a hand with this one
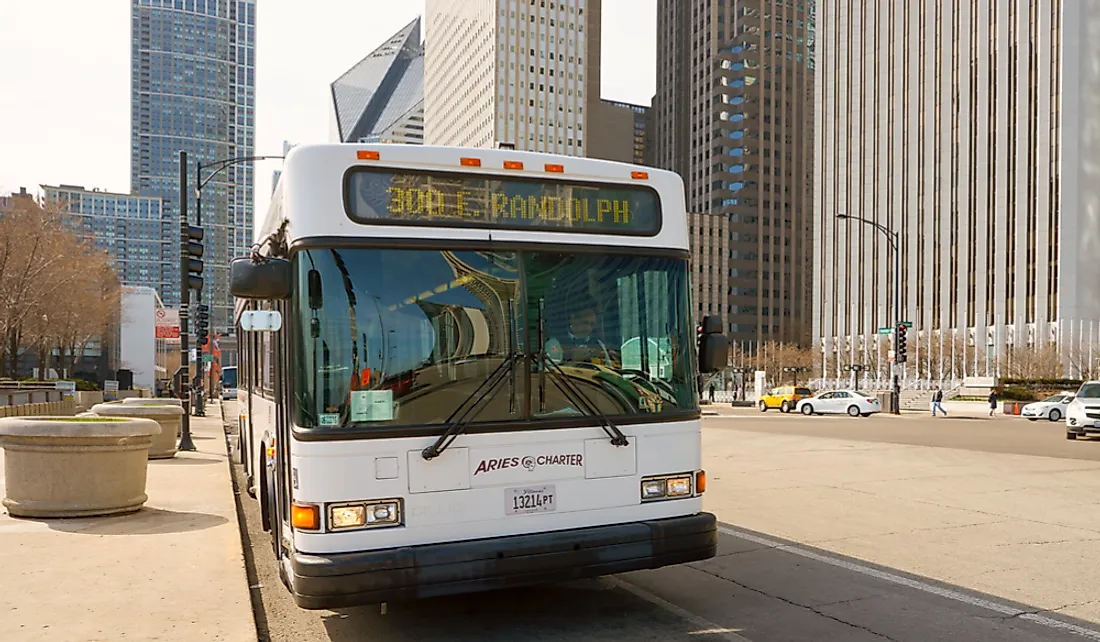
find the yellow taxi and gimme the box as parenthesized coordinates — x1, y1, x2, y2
(759, 386, 814, 413)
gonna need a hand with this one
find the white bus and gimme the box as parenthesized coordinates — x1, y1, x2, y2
(231, 143, 728, 609)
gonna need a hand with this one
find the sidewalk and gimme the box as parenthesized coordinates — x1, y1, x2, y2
(0, 401, 256, 642)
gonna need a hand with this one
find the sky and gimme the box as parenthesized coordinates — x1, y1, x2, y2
(0, 0, 656, 231)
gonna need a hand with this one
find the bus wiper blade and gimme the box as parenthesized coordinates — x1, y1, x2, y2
(538, 353, 629, 447)
(421, 353, 521, 460)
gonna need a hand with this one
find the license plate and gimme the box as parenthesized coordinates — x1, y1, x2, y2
(505, 485, 556, 515)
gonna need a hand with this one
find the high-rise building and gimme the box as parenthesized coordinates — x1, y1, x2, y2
(41, 185, 168, 295)
(652, 1, 817, 347)
(130, 0, 256, 331)
(423, 0, 602, 156)
(814, 1, 1100, 380)
(589, 99, 649, 165)
(329, 18, 425, 145)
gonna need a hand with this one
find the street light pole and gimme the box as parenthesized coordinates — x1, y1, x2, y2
(193, 154, 284, 404)
(837, 213, 902, 415)
(177, 151, 196, 451)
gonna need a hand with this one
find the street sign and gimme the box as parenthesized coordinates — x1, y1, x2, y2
(878, 327, 893, 334)
(202, 354, 213, 363)
(900, 321, 913, 328)
(155, 308, 181, 339)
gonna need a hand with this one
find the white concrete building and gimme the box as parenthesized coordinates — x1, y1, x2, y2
(813, 0, 1100, 383)
(423, 0, 602, 156)
(120, 286, 160, 391)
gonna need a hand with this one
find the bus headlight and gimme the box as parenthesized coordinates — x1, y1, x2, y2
(327, 499, 403, 531)
(640, 473, 694, 501)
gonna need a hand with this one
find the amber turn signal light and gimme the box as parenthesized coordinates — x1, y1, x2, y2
(695, 470, 707, 494)
(291, 503, 320, 530)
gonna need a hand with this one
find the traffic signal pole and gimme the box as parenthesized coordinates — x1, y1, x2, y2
(177, 151, 197, 451)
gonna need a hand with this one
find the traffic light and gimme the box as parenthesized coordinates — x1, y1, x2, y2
(896, 323, 908, 363)
(185, 225, 204, 291)
(196, 304, 210, 346)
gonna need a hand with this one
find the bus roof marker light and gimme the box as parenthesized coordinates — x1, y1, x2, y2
(545, 163, 564, 173)
(460, 157, 481, 167)
(357, 150, 380, 161)
(503, 160, 524, 170)
(631, 171, 649, 180)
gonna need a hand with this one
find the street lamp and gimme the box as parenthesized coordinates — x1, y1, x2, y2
(194, 154, 284, 403)
(836, 212, 902, 414)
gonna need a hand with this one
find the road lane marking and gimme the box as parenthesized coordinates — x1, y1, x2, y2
(605, 576, 755, 642)
(718, 525, 1100, 640)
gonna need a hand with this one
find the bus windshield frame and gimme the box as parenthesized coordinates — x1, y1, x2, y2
(289, 244, 699, 436)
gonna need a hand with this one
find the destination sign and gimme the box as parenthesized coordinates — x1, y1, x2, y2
(344, 168, 661, 236)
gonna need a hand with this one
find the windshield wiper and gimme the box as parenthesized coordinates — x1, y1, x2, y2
(536, 297, 628, 447)
(421, 352, 521, 460)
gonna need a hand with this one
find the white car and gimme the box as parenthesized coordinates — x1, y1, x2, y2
(1021, 392, 1074, 422)
(1066, 380, 1100, 440)
(796, 390, 882, 417)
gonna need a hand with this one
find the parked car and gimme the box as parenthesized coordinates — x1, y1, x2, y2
(1066, 380, 1100, 440)
(758, 385, 814, 413)
(1021, 392, 1074, 422)
(796, 390, 882, 417)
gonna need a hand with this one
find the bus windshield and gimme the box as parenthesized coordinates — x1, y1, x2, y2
(222, 367, 237, 389)
(292, 248, 697, 430)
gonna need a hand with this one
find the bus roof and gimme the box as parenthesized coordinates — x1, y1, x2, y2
(259, 143, 688, 254)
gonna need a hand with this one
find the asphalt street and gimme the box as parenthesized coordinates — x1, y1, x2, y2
(224, 402, 1100, 642)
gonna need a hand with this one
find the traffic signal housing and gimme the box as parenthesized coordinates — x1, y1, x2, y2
(896, 323, 908, 363)
(196, 304, 210, 346)
(185, 225, 204, 291)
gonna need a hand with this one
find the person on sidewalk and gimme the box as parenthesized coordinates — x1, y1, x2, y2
(931, 387, 947, 417)
(988, 389, 999, 417)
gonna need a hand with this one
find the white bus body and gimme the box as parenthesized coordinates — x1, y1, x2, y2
(233, 143, 721, 609)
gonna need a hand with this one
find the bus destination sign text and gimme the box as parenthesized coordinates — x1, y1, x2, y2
(345, 168, 661, 236)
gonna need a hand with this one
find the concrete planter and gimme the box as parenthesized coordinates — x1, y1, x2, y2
(122, 397, 183, 407)
(91, 403, 184, 459)
(0, 416, 161, 518)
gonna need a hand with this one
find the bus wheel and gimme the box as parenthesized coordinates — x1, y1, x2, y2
(259, 451, 272, 533)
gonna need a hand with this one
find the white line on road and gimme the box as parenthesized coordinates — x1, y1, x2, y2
(718, 525, 1100, 640)
(606, 576, 755, 642)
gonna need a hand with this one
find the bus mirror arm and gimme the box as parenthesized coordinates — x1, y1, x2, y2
(421, 353, 522, 460)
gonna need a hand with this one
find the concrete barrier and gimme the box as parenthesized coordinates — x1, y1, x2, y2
(0, 415, 161, 517)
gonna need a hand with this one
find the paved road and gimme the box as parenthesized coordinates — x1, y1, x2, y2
(707, 407, 1100, 462)
(225, 403, 1100, 641)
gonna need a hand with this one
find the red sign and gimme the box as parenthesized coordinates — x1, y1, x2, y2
(155, 308, 180, 339)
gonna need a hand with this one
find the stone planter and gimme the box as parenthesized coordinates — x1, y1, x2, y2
(122, 397, 183, 407)
(91, 403, 184, 460)
(0, 416, 161, 518)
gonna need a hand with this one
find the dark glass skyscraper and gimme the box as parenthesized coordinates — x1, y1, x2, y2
(653, 1, 816, 348)
(130, 0, 255, 331)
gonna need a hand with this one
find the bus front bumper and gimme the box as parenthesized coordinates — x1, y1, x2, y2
(288, 512, 717, 609)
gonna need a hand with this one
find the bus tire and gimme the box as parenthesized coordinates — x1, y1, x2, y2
(259, 450, 272, 533)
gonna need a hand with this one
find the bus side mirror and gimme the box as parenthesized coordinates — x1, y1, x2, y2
(697, 314, 728, 374)
(240, 310, 282, 332)
(230, 257, 292, 300)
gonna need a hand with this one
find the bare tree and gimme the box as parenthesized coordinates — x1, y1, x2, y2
(1005, 343, 1063, 380)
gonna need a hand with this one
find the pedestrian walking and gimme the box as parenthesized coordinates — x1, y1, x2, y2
(988, 389, 999, 417)
(931, 387, 946, 417)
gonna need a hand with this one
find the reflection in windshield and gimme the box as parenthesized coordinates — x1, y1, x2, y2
(292, 248, 697, 429)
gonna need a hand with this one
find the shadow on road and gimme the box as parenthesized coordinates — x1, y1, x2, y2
(319, 578, 738, 642)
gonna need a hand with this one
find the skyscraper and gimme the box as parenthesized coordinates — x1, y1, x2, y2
(130, 0, 256, 332)
(814, 1, 1100, 380)
(590, 99, 649, 165)
(42, 185, 168, 295)
(423, 0, 602, 156)
(652, 1, 817, 347)
(330, 18, 425, 145)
